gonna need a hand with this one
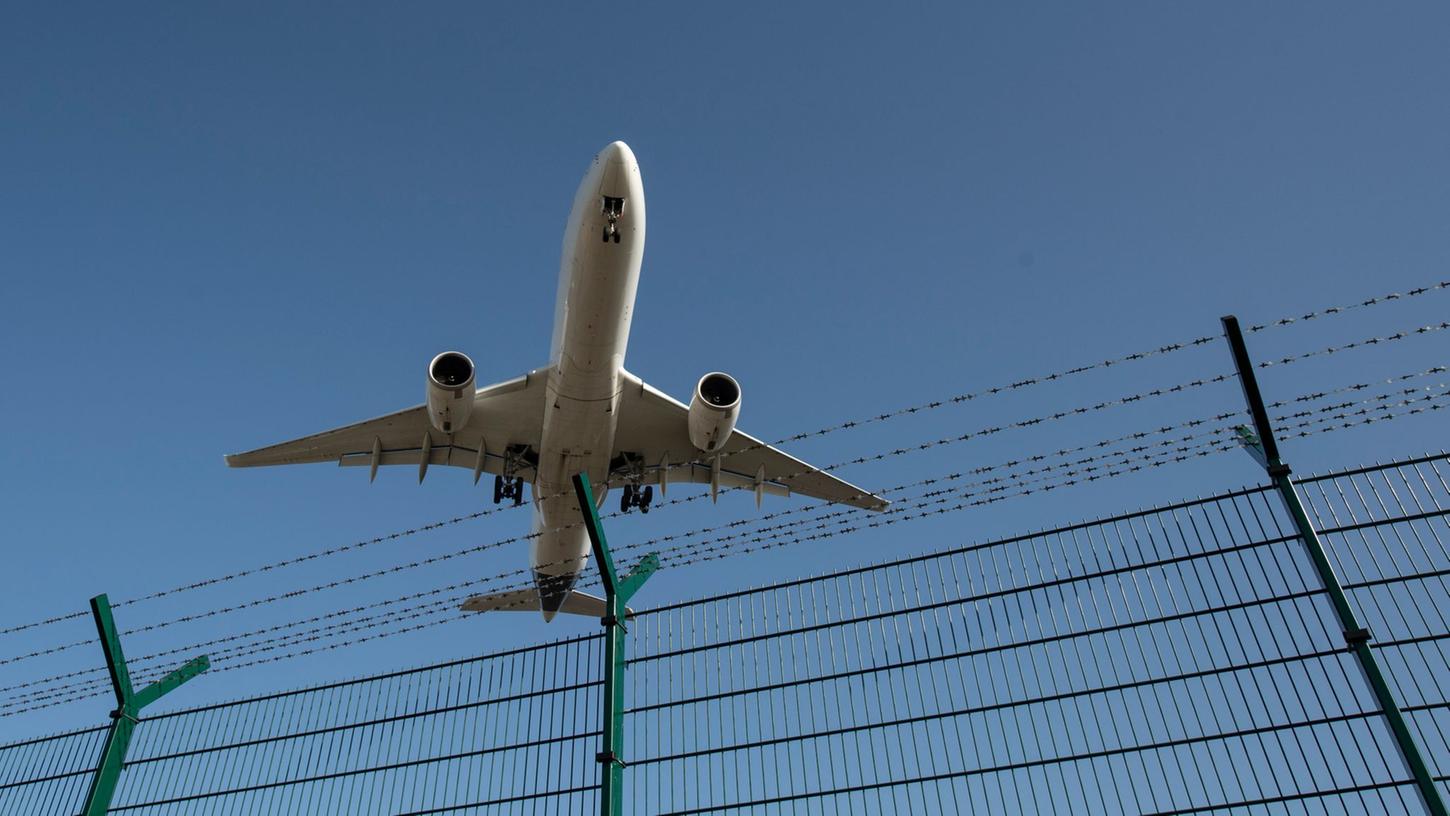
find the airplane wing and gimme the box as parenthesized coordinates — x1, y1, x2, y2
(612, 371, 888, 511)
(225, 368, 550, 482)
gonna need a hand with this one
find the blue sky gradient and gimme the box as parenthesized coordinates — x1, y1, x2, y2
(2, 3, 1448, 738)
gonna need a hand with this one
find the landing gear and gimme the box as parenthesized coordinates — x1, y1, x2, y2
(491, 445, 532, 507)
(493, 474, 525, 507)
(619, 483, 653, 514)
(601, 196, 625, 244)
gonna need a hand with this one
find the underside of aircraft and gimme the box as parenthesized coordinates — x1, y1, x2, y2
(227, 141, 887, 620)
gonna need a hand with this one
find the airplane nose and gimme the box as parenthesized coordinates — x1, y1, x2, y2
(599, 140, 633, 166)
(597, 141, 636, 198)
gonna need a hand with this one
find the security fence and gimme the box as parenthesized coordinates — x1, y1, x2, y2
(3, 451, 1449, 814)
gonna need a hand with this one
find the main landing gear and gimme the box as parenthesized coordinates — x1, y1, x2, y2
(619, 483, 653, 514)
(493, 475, 525, 507)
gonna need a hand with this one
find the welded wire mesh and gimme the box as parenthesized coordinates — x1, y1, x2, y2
(2, 453, 1448, 814)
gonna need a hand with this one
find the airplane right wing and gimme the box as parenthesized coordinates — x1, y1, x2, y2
(612, 371, 889, 511)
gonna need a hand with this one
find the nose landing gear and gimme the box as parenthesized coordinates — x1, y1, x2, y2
(601, 196, 625, 244)
(619, 483, 653, 514)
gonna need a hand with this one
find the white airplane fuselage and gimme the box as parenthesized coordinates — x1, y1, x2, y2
(530, 141, 645, 616)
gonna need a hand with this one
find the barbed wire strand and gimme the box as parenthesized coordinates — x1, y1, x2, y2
(4, 279, 1442, 639)
(8, 383, 1444, 718)
(8, 372, 1444, 708)
(2, 365, 1250, 668)
(2, 344, 1443, 674)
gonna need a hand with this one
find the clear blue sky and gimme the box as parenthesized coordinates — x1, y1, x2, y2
(2, 3, 1448, 739)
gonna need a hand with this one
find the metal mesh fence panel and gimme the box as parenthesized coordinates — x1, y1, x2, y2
(2, 452, 1448, 814)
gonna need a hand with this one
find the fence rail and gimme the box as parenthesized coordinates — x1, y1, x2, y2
(3, 452, 1449, 814)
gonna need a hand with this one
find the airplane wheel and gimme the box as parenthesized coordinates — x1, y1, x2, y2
(513, 478, 525, 507)
(493, 475, 503, 505)
(612, 231, 621, 244)
(620, 486, 633, 513)
(602, 226, 610, 243)
(641, 485, 653, 507)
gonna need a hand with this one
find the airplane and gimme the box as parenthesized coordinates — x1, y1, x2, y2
(226, 141, 888, 622)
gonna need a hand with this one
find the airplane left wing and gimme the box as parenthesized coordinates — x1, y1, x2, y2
(613, 371, 889, 511)
(225, 368, 550, 481)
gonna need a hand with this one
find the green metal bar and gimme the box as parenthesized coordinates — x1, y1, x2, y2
(90, 594, 133, 705)
(131, 656, 211, 711)
(617, 554, 660, 603)
(81, 715, 136, 816)
(572, 472, 658, 816)
(80, 593, 209, 816)
(1222, 315, 1448, 816)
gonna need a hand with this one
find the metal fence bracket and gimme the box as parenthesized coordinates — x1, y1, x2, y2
(1222, 315, 1448, 816)
(572, 472, 659, 816)
(81, 593, 209, 816)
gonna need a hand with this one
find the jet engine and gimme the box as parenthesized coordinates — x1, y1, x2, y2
(688, 372, 741, 453)
(427, 351, 475, 434)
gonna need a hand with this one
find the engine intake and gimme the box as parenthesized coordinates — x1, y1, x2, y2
(688, 372, 741, 453)
(427, 351, 475, 434)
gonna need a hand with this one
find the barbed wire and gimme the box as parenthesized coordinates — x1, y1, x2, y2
(2, 342, 1444, 678)
(11, 379, 1444, 718)
(6, 403, 1255, 704)
(650, 385, 1450, 570)
(660, 394, 1448, 588)
(9, 407, 1250, 700)
(607, 367, 1450, 568)
(1256, 322, 1450, 369)
(3, 280, 1442, 641)
(0, 400, 1272, 703)
(153, 379, 1450, 660)
(0, 366, 1244, 670)
(8, 370, 1444, 710)
(642, 409, 1442, 576)
(100, 321, 1446, 631)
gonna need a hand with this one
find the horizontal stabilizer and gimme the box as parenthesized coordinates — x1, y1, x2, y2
(460, 587, 627, 618)
(459, 588, 538, 614)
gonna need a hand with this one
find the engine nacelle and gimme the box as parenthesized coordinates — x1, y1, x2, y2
(427, 351, 475, 434)
(688, 372, 741, 453)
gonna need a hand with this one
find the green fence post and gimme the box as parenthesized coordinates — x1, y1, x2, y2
(572, 473, 659, 816)
(81, 594, 209, 816)
(1221, 315, 1448, 815)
